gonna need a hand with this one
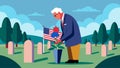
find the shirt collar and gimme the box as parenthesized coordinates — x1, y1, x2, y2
(61, 13, 65, 23)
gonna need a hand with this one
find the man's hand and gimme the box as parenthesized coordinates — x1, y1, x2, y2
(54, 39, 61, 44)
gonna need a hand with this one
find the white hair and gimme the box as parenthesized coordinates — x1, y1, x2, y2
(51, 7, 63, 14)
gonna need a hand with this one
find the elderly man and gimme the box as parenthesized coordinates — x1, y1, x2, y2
(51, 7, 82, 63)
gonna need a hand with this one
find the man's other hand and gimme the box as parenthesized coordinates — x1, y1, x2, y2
(55, 39, 61, 44)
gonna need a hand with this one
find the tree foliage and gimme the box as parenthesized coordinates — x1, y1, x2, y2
(98, 23, 108, 44)
(1, 17, 12, 48)
(11, 22, 22, 47)
(109, 22, 119, 47)
(92, 30, 98, 46)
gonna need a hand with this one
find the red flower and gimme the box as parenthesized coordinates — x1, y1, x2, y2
(53, 26, 59, 32)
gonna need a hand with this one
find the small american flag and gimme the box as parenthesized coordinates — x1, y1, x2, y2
(43, 27, 62, 41)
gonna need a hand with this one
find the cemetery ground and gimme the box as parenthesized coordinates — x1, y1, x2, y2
(0, 44, 120, 68)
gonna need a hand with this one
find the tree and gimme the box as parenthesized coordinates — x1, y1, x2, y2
(22, 32, 27, 43)
(119, 33, 120, 43)
(98, 23, 108, 45)
(109, 22, 119, 47)
(0, 28, 2, 40)
(1, 17, 12, 48)
(28, 37, 31, 40)
(11, 22, 22, 47)
(119, 33, 120, 42)
(84, 39, 88, 44)
(92, 30, 98, 46)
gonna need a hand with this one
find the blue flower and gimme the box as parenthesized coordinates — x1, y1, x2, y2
(51, 32, 59, 38)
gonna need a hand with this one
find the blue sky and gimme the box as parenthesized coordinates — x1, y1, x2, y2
(0, 0, 120, 37)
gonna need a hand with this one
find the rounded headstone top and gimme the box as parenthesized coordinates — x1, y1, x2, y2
(102, 44, 107, 48)
(86, 42, 91, 45)
(102, 44, 106, 46)
(8, 41, 14, 44)
(37, 42, 42, 46)
(48, 41, 51, 43)
(24, 40, 33, 46)
(8, 41, 14, 47)
(109, 41, 112, 44)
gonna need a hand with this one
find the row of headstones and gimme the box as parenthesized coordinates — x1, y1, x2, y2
(86, 41, 113, 57)
(7, 40, 52, 63)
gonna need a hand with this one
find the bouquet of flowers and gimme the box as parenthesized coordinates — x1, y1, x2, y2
(49, 26, 64, 50)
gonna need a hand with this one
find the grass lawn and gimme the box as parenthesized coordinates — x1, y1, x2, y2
(0, 44, 119, 68)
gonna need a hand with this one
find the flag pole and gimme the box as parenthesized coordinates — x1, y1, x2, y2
(42, 25, 45, 53)
(42, 36, 44, 53)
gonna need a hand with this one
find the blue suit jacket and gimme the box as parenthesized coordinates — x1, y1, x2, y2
(61, 14, 82, 47)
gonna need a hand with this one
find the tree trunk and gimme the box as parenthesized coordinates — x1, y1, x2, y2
(6, 43, 8, 48)
(16, 44, 18, 47)
(95, 44, 97, 46)
(114, 44, 116, 47)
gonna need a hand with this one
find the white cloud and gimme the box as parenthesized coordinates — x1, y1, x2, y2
(0, 12, 7, 27)
(21, 23, 43, 37)
(73, 6, 100, 12)
(0, 5, 43, 37)
(78, 18, 94, 27)
(10, 18, 22, 28)
(103, 8, 120, 29)
(0, 12, 43, 37)
(79, 4, 120, 37)
(80, 7, 120, 37)
(95, 3, 120, 23)
(28, 12, 44, 16)
(80, 22, 100, 37)
(10, 18, 43, 37)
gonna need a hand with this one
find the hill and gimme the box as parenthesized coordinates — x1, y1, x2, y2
(0, 28, 119, 44)
(0, 35, 48, 44)
(81, 28, 120, 44)
(27, 35, 48, 44)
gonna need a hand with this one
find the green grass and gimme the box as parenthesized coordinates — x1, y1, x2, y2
(0, 44, 120, 68)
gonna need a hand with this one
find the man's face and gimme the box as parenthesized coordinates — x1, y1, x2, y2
(53, 12, 62, 20)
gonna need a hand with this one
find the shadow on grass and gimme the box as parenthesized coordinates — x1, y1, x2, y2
(107, 53, 115, 56)
(92, 51, 99, 55)
(48, 62, 93, 65)
(96, 55, 120, 68)
(14, 51, 22, 54)
(43, 51, 50, 54)
(15, 47, 23, 49)
(34, 57, 48, 63)
(113, 48, 117, 50)
(0, 55, 21, 68)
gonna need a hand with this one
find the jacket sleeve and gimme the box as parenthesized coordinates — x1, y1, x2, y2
(61, 18, 73, 41)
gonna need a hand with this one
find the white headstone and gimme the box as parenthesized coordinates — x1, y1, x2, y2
(47, 41, 51, 49)
(8, 41, 14, 55)
(24, 40, 34, 63)
(101, 44, 107, 57)
(108, 41, 112, 50)
(86, 42, 92, 55)
(37, 42, 43, 54)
